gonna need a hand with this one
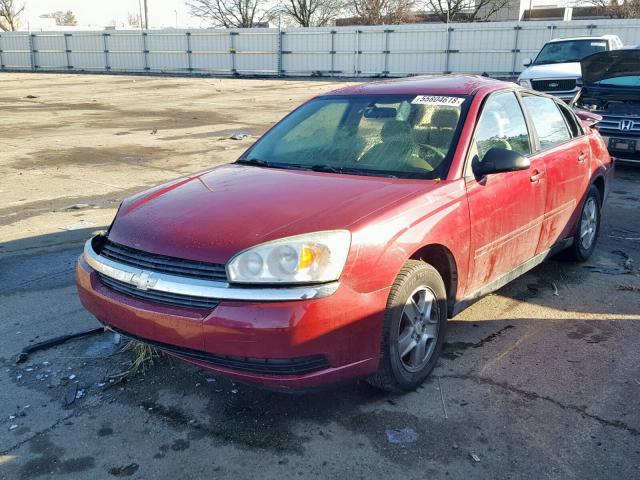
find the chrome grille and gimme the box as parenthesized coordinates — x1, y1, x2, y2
(97, 273, 219, 310)
(99, 239, 227, 282)
(596, 115, 640, 134)
(531, 79, 576, 92)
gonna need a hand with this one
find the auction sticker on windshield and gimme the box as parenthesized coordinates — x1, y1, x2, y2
(411, 95, 465, 106)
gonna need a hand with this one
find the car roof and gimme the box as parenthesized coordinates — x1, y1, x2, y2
(548, 35, 617, 43)
(323, 74, 511, 97)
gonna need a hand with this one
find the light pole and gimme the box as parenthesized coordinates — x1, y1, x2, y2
(174, 9, 178, 28)
(137, 0, 144, 30)
(144, 0, 149, 29)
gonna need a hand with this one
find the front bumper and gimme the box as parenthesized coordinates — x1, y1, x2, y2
(599, 134, 640, 164)
(76, 244, 388, 390)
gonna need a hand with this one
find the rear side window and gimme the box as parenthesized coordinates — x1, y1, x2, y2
(522, 95, 572, 149)
(557, 102, 583, 137)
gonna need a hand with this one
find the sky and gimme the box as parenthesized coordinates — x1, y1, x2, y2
(21, 0, 206, 30)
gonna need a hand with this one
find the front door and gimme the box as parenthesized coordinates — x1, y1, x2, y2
(465, 91, 547, 294)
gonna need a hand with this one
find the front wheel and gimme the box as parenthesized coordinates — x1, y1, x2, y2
(367, 260, 447, 392)
(568, 185, 602, 262)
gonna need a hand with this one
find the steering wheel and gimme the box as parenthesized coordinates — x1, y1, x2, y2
(420, 144, 446, 165)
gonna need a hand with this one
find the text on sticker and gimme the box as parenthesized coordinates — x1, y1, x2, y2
(411, 95, 464, 106)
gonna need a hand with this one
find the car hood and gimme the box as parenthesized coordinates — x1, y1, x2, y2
(580, 50, 640, 86)
(107, 164, 436, 263)
(519, 62, 581, 80)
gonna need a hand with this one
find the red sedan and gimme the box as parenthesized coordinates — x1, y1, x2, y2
(77, 75, 613, 392)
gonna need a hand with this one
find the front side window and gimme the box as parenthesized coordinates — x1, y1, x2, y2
(243, 94, 469, 179)
(534, 39, 608, 65)
(473, 91, 532, 162)
(522, 95, 572, 149)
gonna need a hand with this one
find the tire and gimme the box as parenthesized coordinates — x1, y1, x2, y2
(568, 185, 602, 262)
(367, 260, 447, 392)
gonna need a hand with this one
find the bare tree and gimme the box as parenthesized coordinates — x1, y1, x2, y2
(349, 0, 415, 24)
(49, 10, 78, 26)
(186, 0, 273, 28)
(423, 0, 510, 22)
(578, 0, 640, 18)
(127, 11, 142, 28)
(278, 0, 345, 26)
(0, 0, 25, 31)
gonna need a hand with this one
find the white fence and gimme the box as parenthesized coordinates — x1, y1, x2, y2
(1, 19, 639, 78)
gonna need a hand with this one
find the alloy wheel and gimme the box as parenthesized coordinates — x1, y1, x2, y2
(580, 197, 598, 250)
(397, 286, 440, 372)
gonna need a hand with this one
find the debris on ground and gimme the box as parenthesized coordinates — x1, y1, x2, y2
(16, 327, 105, 363)
(64, 383, 78, 405)
(150, 128, 158, 135)
(552, 282, 559, 296)
(230, 133, 249, 140)
(385, 428, 418, 444)
(25, 94, 38, 99)
(60, 203, 91, 211)
(59, 219, 96, 231)
(616, 284, 640, 293)
(470, 453, 481, 462)
(584, 265, 629, 275)
(108, 463, 140, 477)
(9, 424, 19, 431)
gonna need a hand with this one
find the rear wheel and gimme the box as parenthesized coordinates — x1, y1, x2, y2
(367, 260, 447, 392)
(568, 185, 601, 262)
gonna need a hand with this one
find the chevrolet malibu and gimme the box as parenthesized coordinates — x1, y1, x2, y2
(77, 75, 613, 392)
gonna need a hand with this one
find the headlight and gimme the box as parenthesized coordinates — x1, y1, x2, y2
(518, 79, 531, 88)
(226, 230, 351, 284)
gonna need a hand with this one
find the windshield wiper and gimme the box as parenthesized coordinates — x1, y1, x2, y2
(310, 164, 341, 173)
(236, 158, 271, 167)
(309, 164, 397, 178)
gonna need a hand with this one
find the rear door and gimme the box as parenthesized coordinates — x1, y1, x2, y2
(464, 91, 547, 293)
(520, 94, 591, 253)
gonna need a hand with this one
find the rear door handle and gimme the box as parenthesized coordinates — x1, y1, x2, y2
(530, 170, 544, 183)
(578, 152, 588, 163)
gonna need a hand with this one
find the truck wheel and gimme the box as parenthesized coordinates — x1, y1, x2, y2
(569, 185, 601, 262)
(367, 260, 447, 392)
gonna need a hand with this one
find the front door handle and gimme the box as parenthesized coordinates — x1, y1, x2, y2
(530, 170, 544, 183)
(578, 152, 588, 163)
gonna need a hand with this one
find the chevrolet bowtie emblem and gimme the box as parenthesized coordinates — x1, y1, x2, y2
(130, 271, 157, 290)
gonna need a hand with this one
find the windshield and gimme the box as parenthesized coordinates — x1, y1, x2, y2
(534, 39, 608, 65)
(240, 94, 469, 179)
(594, 76, 640, 87)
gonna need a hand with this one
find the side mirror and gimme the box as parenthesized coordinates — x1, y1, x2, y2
(472, 148, 530, 177)
(522, 58, 532, 67)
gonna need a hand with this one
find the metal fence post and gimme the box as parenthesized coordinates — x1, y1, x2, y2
(355, 29, 362, 77)
(186, 32, 193, 74)
(229, 31, 238, 76)
(142, 31, 150, 71)
(511, 25, 521, 76)
(64, 33, 72, 70)
(277, 29, 284, 76)
(102, 33, 110, 71)
(588, 23, 597, 35)
(29, 33, 36, 71)
(383, 29, 392, 76)
(0, 34, 4, 71)
(445, 27, 453, 74)
(330, 30, 336, 77)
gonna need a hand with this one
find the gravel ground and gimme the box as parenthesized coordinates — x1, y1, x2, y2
(1, 73, 639, 480)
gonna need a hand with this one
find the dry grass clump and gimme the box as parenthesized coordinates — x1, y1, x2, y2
(107, 340, 163, 384)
